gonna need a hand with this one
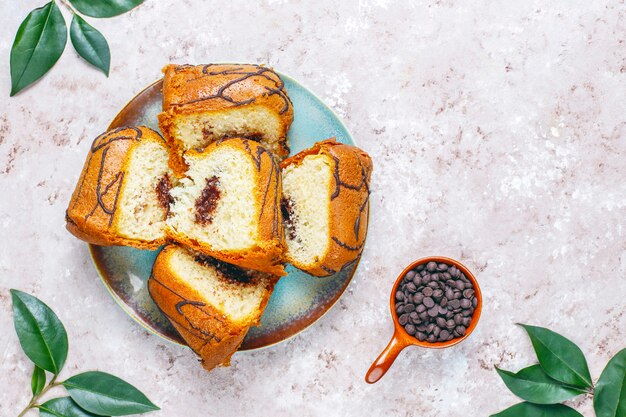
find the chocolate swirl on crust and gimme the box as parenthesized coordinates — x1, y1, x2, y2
(327, 147, 372, 260)
(172, 64, 292, 115)
(71, 127, 144, 226)
(319, 257, 359, 276)
(240, 139, 282, 239)
(149, 274, 223, 343)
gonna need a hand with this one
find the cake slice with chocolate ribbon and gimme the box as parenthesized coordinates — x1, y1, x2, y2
(148, 245, 277, 371)
(280, 138, 372, 277)
(66, 126, 173, 249)
(166, 138, 286, 276)
(158, 63, 293, 174)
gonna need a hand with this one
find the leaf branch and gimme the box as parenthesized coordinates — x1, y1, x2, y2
(57, 0, 78, 15)
(17, 375, 61, 417)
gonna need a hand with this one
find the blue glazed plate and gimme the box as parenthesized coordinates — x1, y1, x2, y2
(90, 72, 365, 350)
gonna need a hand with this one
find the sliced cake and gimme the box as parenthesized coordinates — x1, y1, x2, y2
(148, 244, 277, 371)
(280, 139, 373, 276)
(66, 127, 173, 249)
(166, 138, 286, 276)
(158, 63, 293, 173)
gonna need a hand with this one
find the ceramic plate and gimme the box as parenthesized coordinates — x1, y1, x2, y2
(90, 72, 365, 350)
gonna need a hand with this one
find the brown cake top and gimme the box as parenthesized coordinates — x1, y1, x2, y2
(161, 63, 293, 116)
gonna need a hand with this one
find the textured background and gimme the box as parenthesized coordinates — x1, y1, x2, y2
(1, 1, 625, 416)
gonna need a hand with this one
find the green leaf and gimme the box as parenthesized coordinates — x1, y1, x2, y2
(64, 371, 159, 415)
(39, 397, 101, 417)
(31, 365, 46, 396)
(518, 324, 592, 388)
(11, 289, 68, 374)
(491, 402, 584, 417)
(70, 15, 110, 76)
(495, 365, 586, 404)
(68, 0, 144, 18)
(594, 348, 626, 417)
(10, 2, 67, 96)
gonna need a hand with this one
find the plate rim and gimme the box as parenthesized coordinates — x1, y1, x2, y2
(90, 68, 367, 352)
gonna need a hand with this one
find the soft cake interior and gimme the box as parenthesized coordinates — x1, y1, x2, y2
(116, 139, 171, 241)
(172, 105, 284, 156)
(168, 247, 269, 324)
(167, 145, 258, 251)
(281, 154, 332, 266)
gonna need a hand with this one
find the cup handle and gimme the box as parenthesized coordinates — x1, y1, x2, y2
(365, 332, 406, 384)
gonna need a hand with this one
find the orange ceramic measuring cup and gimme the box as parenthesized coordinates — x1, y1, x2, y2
(365, 256, 482, 384)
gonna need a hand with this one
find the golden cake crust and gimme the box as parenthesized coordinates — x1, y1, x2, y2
(65, 127, 168, 249)
(148, 245, 276, 371)
(281, 138, 372, 277)
(158, 63, 294, 174)
(167, 138, 287, 276)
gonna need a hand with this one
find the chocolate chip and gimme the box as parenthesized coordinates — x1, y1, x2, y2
(394, 261, 477, 345)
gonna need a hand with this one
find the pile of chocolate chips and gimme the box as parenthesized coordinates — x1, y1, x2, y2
(394, 261, 478, 343)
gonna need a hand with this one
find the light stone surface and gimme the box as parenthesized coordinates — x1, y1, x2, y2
(1, 1, 625, 416)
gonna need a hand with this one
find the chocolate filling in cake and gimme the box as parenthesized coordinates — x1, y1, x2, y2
(194, 254, 253, 283)
(155, 175, 173, 218)
(281, 197, 297, 240)
(194, 176, 221, 225)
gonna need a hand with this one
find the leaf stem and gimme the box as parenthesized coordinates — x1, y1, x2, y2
(17, 375, 61, 417)
(57, 0, 78, 15)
